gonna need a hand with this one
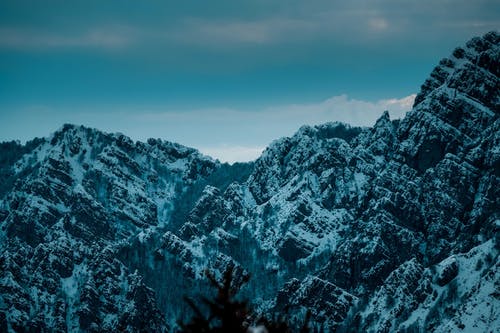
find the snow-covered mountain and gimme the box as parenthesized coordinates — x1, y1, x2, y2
(0, 31, 498, 332)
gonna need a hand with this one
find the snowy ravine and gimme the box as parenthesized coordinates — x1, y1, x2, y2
(0, 32, 499, 332)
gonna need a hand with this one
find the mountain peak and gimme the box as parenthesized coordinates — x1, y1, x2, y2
(1, 33, 499, 333)
(414, 31, 499, 112)
(374, 110, 391, 126)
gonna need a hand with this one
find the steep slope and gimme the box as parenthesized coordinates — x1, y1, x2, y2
(0, 125, 223, 331)
(0, 31, 498, 332)
(352, 240, 499, 332)
(157, 31, 499, 331)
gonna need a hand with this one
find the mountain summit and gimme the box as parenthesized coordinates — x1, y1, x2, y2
(0, 32, 499, 332)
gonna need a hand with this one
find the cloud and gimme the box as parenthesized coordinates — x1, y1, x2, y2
(437, 19, 500, 29)
(172, 17, 318, 46)
(379, 94, 415, 110)
(110, 94, 416, 162)
(260, 93, 416, 127)
(0, 94, 415, 163)
(170, 17, 351, 47)
(198, 145, 265, 163)
(0, 26, 134, 50)
(194, 94, 412, 163)
(131, 94, 415, 162)
(1, 1, 496, 53)
(0, 0, 497, 53)
(368, 18, 389, 31)
(166, 0, 499, 48)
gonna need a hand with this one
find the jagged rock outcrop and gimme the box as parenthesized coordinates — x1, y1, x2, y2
(0, 32, 498, 332)
(0, 125, 220, 332)
(274, 276, 357, 330)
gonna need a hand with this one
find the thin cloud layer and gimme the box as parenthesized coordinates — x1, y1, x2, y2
(0, 26, 135, 50)
(0, 94, 415, 163)
(0, 0, 496, 165)
(136, 94, 415, 162)
(198, 145, 266, 164)
(0, 1, 497, 51)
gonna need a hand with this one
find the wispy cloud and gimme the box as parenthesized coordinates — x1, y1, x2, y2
(198, 145, 265, 163)
(368, 18, 389, 32)
(0, 94, 416, 163)
(126, 94, 416, 162)
(171, 17, 318, 45)
(257, 93, 416, 127)
(1, 1, 497, 52)
(0, 26, 135, 50)
(127, 94, 415, 130)
(169, 9, 400, 47)
(1, 1, 495, 51)
(437, 20, 500, 29)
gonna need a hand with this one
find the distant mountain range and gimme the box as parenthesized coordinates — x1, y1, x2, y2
(0, 31, 498, 332)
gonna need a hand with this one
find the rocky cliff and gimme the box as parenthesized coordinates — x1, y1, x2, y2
(0, 32, 498, 332)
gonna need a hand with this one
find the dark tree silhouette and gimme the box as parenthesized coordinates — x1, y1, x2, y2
(178, 268, 249, 333)
(178, 268, 311, 333)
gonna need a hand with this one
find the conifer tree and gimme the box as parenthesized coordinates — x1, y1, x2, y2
(178, 267, 311, 333)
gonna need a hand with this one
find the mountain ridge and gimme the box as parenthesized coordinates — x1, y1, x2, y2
(0, 31, 498, 332)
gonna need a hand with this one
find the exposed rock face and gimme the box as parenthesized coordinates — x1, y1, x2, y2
(0, 126, 219, 332)
(0, 32, 499, 332)
(274, 276, 357, 330)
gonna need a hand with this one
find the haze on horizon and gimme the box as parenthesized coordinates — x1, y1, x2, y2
(0, 0, 498, 162)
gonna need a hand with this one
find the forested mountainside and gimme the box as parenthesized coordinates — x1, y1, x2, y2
(0, 31, 498, 332)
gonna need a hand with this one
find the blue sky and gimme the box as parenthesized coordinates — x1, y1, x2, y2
(0, 1, 498, 162)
